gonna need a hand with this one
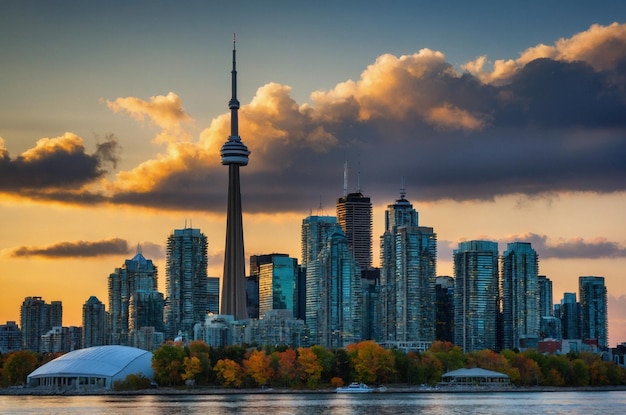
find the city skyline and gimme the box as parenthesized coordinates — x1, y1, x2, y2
(1, 2, 625, 345)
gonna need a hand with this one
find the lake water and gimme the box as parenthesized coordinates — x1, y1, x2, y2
(1, 391, 626, 414)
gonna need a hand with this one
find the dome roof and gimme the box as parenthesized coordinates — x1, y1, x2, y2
(28, 345, 153, 388)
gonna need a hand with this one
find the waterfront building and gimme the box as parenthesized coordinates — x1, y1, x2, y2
(435, 276, 455, 343)
(306, 225, 362, 348)
(538, 275, 560, 339)
(245, 309, 307, 348)
(165, 227, 209, 340)
(109, 246, 164, 345)
(20, 296, 60, 352)
(379, 188, 436, 345)
(454, 240, 499, 352)
(0, 321, 21, 353)
(220, 36, 250, 321)
(82, 296, 107, 348)
(579, 276, 608, 348)
(501, 242, 540, 350)
(560, 292, 581, 340)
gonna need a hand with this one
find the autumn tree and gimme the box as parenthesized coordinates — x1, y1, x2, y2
(347, 340, 395, 385)
(311, 345, 335, 384)
(429, 341, 465, 372)
(152, 341, 186, 386)
(187, 340, 211, 385)
(420, 351, 444, 386)
(297, 347, 323, 388)
(1, 350, 39, 387)
(243, 349, 274, 387)
(273, 349, 299, 387)
(214, 358, 243, 388)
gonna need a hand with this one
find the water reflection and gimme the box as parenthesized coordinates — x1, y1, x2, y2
(2, 391, 626, 415)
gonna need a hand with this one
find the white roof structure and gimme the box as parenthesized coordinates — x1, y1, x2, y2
(27, 345, 154, 389)
(440, 367, 510, 386)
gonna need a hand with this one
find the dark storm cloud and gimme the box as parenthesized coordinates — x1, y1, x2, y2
(0, 132, 119, 192)
(10, 238, 130, 258)
(8, 238, 165, 259)
(5, 24, 626, 213)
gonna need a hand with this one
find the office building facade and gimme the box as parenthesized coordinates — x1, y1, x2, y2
(82, 296, 107, 348)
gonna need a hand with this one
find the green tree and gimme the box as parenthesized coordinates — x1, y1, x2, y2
(152, 341, 186, 386)
(571, 359, 590, 386)
(2, 350, 39, 387)
(420, 351, 444, 386)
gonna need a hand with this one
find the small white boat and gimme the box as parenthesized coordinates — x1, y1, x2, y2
(336, 382, 374, 393)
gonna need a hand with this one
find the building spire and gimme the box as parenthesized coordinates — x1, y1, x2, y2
(221, 33, 249, 166)
(400, 176, 406, 200)
(343, 159, 348, 197)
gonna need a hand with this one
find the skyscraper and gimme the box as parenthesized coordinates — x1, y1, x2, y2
(207, 276, 220, 315)
(538, 275, 560, 339)
(336, 164, 373, 270)
(302, 214, 339, 342)
(501, 242, 540, 350)
(109, 246, 164, 345)
(220, 36, 250, 321)
(82, 296, 107, 348)
(579, 276, 608, 348)
(165, 227, 209, 340)
(560, 292, 580, 340)
(307, 226, 362, 348)
(454, 240, 499, 353)
(379, 188, 436, 346)
(258, 255, 298, 318)
(20, 296, 59, 352)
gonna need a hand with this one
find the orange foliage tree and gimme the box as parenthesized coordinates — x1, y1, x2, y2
(273, 349, 299, 387)
(297, 347, 323, 388)
(243, 349, 274, 387)
(214, 358, 243, 388)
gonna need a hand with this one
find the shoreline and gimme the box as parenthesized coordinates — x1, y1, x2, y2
(2, 384, 626, 396)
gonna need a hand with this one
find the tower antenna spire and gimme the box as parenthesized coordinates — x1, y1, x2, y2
(400, 176, 406, 199)
(343, 159, 348, 197)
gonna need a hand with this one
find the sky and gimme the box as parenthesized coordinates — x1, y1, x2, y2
(1, 1, 626, 346)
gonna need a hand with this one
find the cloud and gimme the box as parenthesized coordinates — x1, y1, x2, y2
(7, 238, 165, 260)
(3, 23, 626, 212)
(8, 238, 130, 258)
(500, 233, 626, 259)
(0, 132, 119, 192)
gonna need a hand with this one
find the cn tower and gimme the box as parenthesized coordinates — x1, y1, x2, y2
(220, 35, 250, 320)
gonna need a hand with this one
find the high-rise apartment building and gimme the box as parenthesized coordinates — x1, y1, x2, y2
(538, 275, 560, 339)
(165, 227, 209, 340)
(307, 226, 362, 348)
(0, 321, 22, 353)
(501, 242, 540, 350)
(82, 296, 107, 348)
(109, 247, 164, 345)
(336, 189, 373, 270)
(435, 276, 454, 343)
(379, 189, 436, 345)
(20, 296, 60, 352)
(454, 240, 499, 352)
(560, 292, 580, 340)
(579, 276, 608, 348)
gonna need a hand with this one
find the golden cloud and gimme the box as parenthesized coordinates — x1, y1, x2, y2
(464, 22, 626, 85)
(20, 132, 85, 162)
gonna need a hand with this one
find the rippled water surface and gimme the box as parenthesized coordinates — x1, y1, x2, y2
(2, 391, 626, 414)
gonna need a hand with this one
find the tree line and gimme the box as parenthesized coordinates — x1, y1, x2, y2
(2, 340, 625, 389)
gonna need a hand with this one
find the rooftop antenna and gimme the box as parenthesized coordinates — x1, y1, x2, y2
(400, 176, 406, 200)
(356, 155, 361, 193)
(136, 242, 142, 255)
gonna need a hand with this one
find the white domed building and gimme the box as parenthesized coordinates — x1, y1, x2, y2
(27, 345, 153, 389)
